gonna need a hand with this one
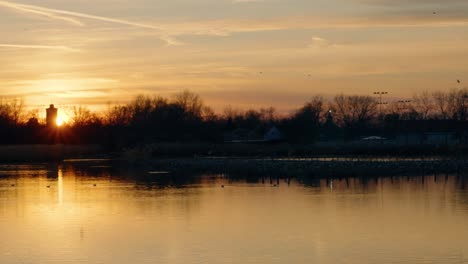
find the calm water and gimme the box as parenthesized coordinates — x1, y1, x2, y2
(1, 161, 468, 264)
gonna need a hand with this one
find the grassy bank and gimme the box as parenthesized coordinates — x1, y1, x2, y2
(0, 145, 105, 162)
(125, 142, 468, 158)
(118, 143, 468, 177)
(1, 141, 467, 169)
(120, 156, 468, 178)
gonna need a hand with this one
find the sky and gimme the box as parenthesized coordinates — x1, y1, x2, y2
(1, 0, 468, 113)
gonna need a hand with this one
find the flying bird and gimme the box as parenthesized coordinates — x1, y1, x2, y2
(457, 80, 461, 84)
(433, 11, 437, 15)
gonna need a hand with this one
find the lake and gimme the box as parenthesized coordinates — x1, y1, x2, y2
(1, 161, 468, 264)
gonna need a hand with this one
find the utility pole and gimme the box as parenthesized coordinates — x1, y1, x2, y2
(374, 91, 388, 116)
(397, 100, 411, 113)
(458, 79, 467, 120)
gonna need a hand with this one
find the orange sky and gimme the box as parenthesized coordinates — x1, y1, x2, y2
(0, 0, 467, 113)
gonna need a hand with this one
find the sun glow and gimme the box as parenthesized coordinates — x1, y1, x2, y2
(56, 116, 64, 126)
(56, 113, 69, 127)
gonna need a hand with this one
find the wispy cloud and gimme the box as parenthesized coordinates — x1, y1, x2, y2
(0, 1, 157, 29)
(0, 0, 179, 45)
(0, 43, 79, 51)
(307, 36, 343, 49)
(309, 36, 330, 48)
(232, 0, 264, 3)
(154, 15, 468, 38)
(1, 0, 467, 44)
(0, 0, 83, 25)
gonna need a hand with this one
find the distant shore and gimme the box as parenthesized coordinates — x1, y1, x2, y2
(121, 156, 468, 178)
(122, 142, 468, 159)
(0, 142, 467, 163)
(0, 144, 467, 178)
(118, 143, 468, 177)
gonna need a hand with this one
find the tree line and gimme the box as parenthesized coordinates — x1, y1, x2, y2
(0, 88, 467, 146)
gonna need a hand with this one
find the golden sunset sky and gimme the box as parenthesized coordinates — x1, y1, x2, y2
(1, 0, 468, 113)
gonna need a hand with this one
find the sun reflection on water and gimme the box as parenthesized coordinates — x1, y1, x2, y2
(0, 163, 467, 264)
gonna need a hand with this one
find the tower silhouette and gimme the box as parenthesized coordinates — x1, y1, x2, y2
(46, 104, 58, 127)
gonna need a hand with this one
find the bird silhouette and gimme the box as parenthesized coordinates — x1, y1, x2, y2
(457, 80, 461, 84)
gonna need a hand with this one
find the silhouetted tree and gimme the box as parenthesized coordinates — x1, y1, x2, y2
(333, 94, 377, 128)
(412, 90, 434, 120)
(283, 96, 323, 143)
(0, 88, 466, 147)
(173, 90, 204, 121)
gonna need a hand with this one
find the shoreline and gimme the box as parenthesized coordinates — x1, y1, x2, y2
(0, 143, 468, 163)
(124, 157, 468, 178)
(0, 155, 466, 179)
(0, 144, 466, 178)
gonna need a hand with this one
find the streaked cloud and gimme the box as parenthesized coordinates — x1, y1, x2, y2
(0, 1, 157, 29)
(0, 0, 467, 112)
(356, 0, 468, 6)
(0, 43, 79, 52)
(308, 36, 338, 48)
(0, 0, 83, 25)
(145, 15, 468, 40)
(0, 0, 178, 45)
(232, 0, 264, 3)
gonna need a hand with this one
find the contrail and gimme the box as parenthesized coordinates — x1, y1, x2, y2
(0, 44, 79, 51)
(0, 1, 180, 45)
(0, 1, 83, 25)
(0, 1, 159, 29)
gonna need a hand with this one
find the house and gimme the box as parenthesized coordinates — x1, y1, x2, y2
(224, 128, 263, 143)
(395, 132, 424, 145)
(264, 126, 284, 142)
(426, 132, 456, 145)
(224, 126, 284, 143)
(392, 120, 466, 145)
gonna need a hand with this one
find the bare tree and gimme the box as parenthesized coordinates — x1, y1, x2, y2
(412, 90, 434, 119)
(173, 90, 204, 119)
(447, 88, 468, 120)
(223, 106, 242, 120)
(105, 104, 133, 126)
(259, 107, 277, 123)
(432, 91, 450, 119)
(0, 98, 24, 125)
(72, 106, 100, 126)
(333, 94, 377, 127)
(202, 106, 217, 122)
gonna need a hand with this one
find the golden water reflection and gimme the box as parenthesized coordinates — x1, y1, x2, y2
(0, 163, 468, 264)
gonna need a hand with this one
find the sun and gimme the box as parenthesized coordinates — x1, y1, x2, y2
(55, 112, 70, 127)
(56, 116, 64, 126)
(56, 113, 70, 127)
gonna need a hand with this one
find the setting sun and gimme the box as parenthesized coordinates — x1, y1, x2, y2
(56, 113, 69, 127)
(56, 116, 64, 126)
